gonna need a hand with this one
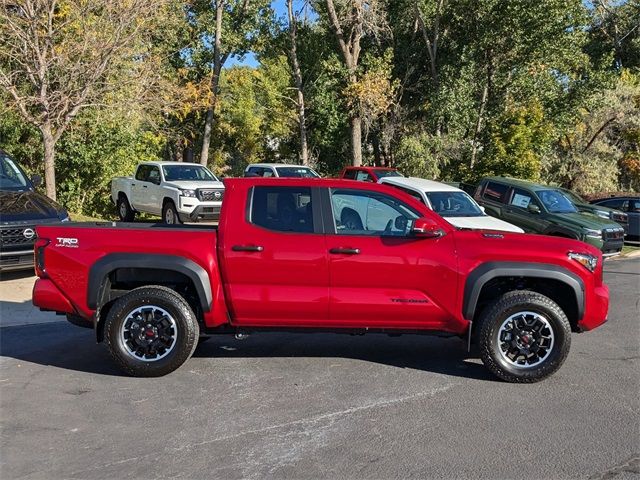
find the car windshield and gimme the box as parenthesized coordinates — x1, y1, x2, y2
(275, 167, 320, 178)
(162, 165, 218, 182)
(425, 191, 484, 217)
(375, 170, 403, 178)
(0, 152, 30, 191)
(538, 190, 578, 213)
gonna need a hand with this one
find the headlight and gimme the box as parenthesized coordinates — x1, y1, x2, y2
(180, 189, 197, 198)
(568, 252, 598, 272)
(583, 228, 602, 239)
(594, 210, 609, 219)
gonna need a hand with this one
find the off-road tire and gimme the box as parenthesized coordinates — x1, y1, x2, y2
(477, 290, 571, 383)
(117, 194, 135, 222)
(105, 286, 199, 377)
(163, 201, 182, 224)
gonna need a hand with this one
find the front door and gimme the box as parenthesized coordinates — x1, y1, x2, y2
(324, 187, 458, 330)
(220, 184, 329, 326)
(502, 187, 549, 233)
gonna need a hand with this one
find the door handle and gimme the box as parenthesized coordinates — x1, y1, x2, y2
(232, 245, 264, 252)
(131, 183, 135, 186)
(329, 247, 360, 255)
(143, 185, 148, 188)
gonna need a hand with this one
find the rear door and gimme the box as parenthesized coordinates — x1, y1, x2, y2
(324, 187, 458, 329)
(220, 184, 329, 326)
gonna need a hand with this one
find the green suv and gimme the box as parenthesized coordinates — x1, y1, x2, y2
(474, 177, 625, 257)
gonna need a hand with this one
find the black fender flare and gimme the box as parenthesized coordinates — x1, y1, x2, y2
(462, 262, 585, 321)
(87, 253, 212, 312)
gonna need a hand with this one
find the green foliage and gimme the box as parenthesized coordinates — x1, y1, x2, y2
(393, 133, 441, 179)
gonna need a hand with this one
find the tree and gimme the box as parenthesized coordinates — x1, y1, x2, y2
(287, 0, 310, 165)
(0, 0, 171, 200)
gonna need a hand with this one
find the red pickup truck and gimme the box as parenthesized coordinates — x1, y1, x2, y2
(32, 178, 609, 382)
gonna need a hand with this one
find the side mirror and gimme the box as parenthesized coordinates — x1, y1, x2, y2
(527, 204, 541, 214)
(31, 174, 42, 187)
(411, 217, 446, 238)
(479, 205, 486, 213)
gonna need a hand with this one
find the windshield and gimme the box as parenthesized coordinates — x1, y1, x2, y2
(538, 190, 578, 213)
(375, 170, 403, 178)
(275, 166, 320, 178)
(425, 191, 484, 217)
(0, 152, 30, 191)
(162, 165, 218, 182)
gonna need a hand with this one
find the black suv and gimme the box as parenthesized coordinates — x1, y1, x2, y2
(0, 150, 69, 272)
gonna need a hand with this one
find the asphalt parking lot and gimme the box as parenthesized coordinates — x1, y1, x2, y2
(1, 259, 639, 480)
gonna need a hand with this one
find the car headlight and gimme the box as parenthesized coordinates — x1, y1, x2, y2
(594, 210, 609, 219)
(180, 189, 197, 198)
(568, 252, 598, 272)
(583, 228, 602, 239)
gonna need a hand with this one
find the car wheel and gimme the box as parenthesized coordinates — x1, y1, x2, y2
(104, 286, 199, 377)
(163, 201, 182, 224)
(477, 290, 571, 383)
(117, 194, 135, 222)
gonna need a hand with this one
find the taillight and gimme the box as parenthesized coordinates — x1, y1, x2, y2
(34, 238, 50, 277)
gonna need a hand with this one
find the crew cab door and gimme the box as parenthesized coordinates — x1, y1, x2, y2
(131, 165, 150, 210)
(323, 187, 459, 329)
(219, 184, 329, 326)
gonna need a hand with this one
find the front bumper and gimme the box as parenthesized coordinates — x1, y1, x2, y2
(577, 284, 609, 332)
(178, 202, 222, 222)
(0, 249, 34, 272)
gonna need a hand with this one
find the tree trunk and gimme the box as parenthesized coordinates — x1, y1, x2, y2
(350, 116, 362, 167)
(288, 0, 309, 165)
(200, 0, 224, 166)
(41, 125, 57, 201)
(469, 82, 488, 170)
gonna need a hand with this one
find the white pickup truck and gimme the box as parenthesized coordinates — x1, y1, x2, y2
(111, 162, 225, 224)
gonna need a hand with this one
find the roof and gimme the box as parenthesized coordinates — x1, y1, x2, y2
(139, 161, 205, 167)
(342, 166, 398, 171)
(246, 163, 316, 169)
(482, 176, 555, 191)
(379, 176, 463, 193)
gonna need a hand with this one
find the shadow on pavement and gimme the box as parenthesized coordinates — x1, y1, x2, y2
(0, 270, 35, 282)
(0, 322, 495, 381)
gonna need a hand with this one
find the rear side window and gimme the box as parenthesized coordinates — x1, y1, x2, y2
(135, 165, 150, 181)
(595, 198, 625, 209)
(483, 181, 509, 203)
(343, 169, 357, 180)
(250, 186, 314, 233)
(355, 171, 372, 182)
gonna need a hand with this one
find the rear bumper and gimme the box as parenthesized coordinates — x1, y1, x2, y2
(577, 284, 609, 332)
(32, 278, 76, 315)
(0, 249, 34, 272)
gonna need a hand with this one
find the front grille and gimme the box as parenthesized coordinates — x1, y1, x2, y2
(603, 228, 624, 241)
(198, 189, 224, 202)
(0, 226, 36, 250)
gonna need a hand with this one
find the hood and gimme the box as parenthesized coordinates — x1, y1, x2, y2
(0, 189, 67, 223)
(547, 211, 621, 230)
(448, 215, 524, 233)
(165, 180, 225, 190)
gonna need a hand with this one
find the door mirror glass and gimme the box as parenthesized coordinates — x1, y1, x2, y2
(411, 217, 445, 238)
(527, 204, 541, 214)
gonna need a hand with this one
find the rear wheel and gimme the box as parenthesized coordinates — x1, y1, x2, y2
(477, 290, 571, 383)
(104, 286, 199, 377)
(163, 201, 182, 224)
(117, 194, 135, 222)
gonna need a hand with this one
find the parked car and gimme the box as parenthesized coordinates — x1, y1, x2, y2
(33, 177, 609, 383)
(474, 177, 625, 257)
(111, 162, 224, 224)
(0, 150, 68, 272)
(339, 166, 403, 182)
(379, 177, 523, 233)
(558, 188, 628, 234)
(244, 163, 320, 178)
(590, 196, 640, 242)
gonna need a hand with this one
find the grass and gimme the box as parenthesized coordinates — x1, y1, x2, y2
(69, 211, 106, 222)
(622, 244, 640, 256)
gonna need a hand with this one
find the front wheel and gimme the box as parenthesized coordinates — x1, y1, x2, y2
(104, 286, 199, 377)
(477, 290, 571, 383)
(117, 194, 135, 222)
(163, 201, 182, 225)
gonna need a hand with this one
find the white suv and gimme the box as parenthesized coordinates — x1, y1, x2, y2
(379, 177, 523, 233)
(244, 163, 320, 178)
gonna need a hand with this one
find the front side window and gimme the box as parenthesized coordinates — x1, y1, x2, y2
(250, 186, 314, 233)
(355, 171, 372, 182)
(343, 169, 357, 180)
(331, 189, 419, 236)
(163, 165, 218, 182)
(0, 152, 29, 191)
(275, 166, 320, 178)
(483, 181, 509, 203)
(509, 188, 536, 210)
(147, 167, 161, 184)
(537, 190, 577, 213)
(425, 191, 484, 217)
(629, 199, 640, 212)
